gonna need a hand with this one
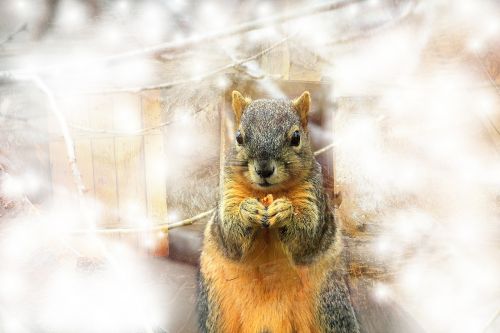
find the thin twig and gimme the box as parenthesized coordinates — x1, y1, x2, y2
(80, 35, 293, 94)
(314, 142, 336, 156)
(217, 35, 289, 99)
(72, 208, 217, 234)
(472, 50, 500, 146)
(166, 208, 216, 230)
(30, 76, 86, 197)
(1, 73, 87, 197)
(223, 41, 285, 81)
(324, 0, 418, 47)
(69, 103, 210, 136)
(0, 23, 27, 48)
(69, 122, 174, 136)
(76, 141, 336, 234)
(302, 0, 418, 70)
(482, 308, 500, 333)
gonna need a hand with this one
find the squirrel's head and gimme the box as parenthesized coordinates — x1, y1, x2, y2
(229, 90, 314, 191)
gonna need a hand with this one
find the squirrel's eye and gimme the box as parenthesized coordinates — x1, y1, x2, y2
(236, 131, 243, 145)
(290, 130, 300, 146)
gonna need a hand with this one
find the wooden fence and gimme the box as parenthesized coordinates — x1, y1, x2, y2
(44, 79, 335, 257)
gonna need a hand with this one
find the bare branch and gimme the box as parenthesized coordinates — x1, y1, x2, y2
(218, 36, 289, 99)
(165, 208, 216, 230)
(75, 141, 337, 235)
(1, 74, 87, 198)
(72, 208, 217, 234)
(81, 35, 293, 94)
(314, 142, 336, 156)
(324, 0, 418, 47)
(219, 41, 285, 81)
(481, 308, 500, 333)
(68, 103, 210, 136)
(31, 77, 86, 197)
(0, 0, 364, 76)
(0, 23, 27, 48)
(289, 0, 418, 72)
(471, 50, 500, 153)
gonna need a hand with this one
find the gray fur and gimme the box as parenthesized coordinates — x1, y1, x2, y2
(209, 205, 257, 261)
(318, 270, 361, 333)
(241, 99, 301, 160)
(197, 271, 210, 333)
(277, 162, 338, 265)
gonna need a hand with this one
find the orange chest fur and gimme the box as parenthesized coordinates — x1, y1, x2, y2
(201, 230, 323, 333)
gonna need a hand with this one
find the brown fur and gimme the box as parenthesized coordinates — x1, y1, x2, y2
(201, 223, 332, 333)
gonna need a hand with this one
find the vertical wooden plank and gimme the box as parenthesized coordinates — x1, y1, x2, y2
(88, 95, 118, 227)
(142, 90, 168, 221)
(48, 99, 77, 201)
(288, 62, 323, 81)
(113, 93, 147, 251)
(142, 90, 168, 256)
(113, 93, 147, 224)
(260, 40, 291, 80)
(75, 140, 95, 197)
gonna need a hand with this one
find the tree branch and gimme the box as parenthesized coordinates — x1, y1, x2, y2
(68, 103, 210, 136)
(1, 74, 87, 198)
(314, 142, 336, 156)
(481, 308, 499, 333)
(0, 23, 27, 48)
(471, 50, 500, 154)
(81, 34, 292, 94)
(75, 141, 337, 234)
(31, 76, 86, 197)
(324, 0, 418, 47)
(72, 208, 217, 234)
(0, 0, 364, 76)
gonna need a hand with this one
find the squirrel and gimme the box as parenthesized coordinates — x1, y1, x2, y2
(197, 91, 360, 333)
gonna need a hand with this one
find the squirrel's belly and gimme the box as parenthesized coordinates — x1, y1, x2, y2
(201, 230, 322, 333)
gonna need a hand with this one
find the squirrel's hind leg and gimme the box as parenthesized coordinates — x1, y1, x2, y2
(317, 269, 360, 333)
(197, 271, 217, 333)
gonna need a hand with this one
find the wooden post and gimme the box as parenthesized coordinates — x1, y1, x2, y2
(88, 95, 118, 226)
(142, 90, 168, 256)
(112, 93, 145, 248)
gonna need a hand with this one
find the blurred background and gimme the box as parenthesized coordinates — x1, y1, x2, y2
(0, 0, 499, 332)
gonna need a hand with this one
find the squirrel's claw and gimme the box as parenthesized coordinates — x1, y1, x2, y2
(239, 198, 267, 227)
(267, 198, 294, 228)
(239, 197, 294, 229)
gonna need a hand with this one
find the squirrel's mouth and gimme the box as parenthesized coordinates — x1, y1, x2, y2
(258, 180, 273, 187)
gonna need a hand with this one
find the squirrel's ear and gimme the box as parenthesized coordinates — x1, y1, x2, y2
(232, 90, 251, 125)
(292, 91, 311, 127)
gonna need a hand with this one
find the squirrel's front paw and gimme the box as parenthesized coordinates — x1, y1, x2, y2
(267, 198, 294, 228)
(239, 198, 267, 227)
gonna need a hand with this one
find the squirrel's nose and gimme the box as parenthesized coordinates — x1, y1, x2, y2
(255, 160, 275, 179)
(257, 167, 274, 178)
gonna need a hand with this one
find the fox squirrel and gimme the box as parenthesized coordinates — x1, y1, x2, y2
(197, 91, 360, 333)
